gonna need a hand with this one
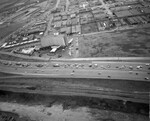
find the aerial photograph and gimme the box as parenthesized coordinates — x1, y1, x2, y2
(0, 0, 149, 120)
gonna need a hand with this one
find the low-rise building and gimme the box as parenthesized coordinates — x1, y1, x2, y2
(72, 26, 76, 33)
(127, 17, 136, 25)
(114, 10, 132, 17)
(53, 16, 62, 22)
(71, 18, 78, 25)
(54, 21, 62, 28)
(94, 13, 107, 20)
(76, 25, 81, 33)
(66, 27, 71, 35)
(66, 19, 72, 26)
(129, 9, 141, 16)
(80, 18, 88, 24)
(60, 27, 68, 34)
(41, 35, 67, 47)
(62, 15, 68, 20)
(62, 20, 67, 26)
(70, 13, 76, 18)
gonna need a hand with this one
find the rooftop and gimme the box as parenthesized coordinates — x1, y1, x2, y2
(41, 35, 66, 47)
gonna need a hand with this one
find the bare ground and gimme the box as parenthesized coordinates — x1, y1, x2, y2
(78, 28, 150, 57)
(0, 91, 148, 121)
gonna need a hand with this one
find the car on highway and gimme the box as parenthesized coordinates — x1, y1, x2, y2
(53, 63, 60, 67)
(36, 64, 44, 67)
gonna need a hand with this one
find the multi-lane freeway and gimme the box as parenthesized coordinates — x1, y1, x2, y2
(0, 57, 149, 104)
(0, 58, 149, 81)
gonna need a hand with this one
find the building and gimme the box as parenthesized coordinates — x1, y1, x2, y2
(60, 27, 68, 34)
(66, 19, 71, 26)
(70, 13, 76, 18)
(54, 21, 62, 28)
(127, 17, 136, 25)
(114, 10, 132, 17)
(71, 18, 78, 25)
(62, 15, 68, 20)
(72, 26, 76, 33)
(62, 20, 67, 26)
(27, 24, 46, 35)
(76, 25, 81, 33)
(66, 27, 71, 35)
(53, 16, 62, 22)
(41, 35, 67, 47)
(71, 25, 81, 34)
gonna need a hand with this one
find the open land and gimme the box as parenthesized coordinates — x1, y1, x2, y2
(78, 28, 150, 57)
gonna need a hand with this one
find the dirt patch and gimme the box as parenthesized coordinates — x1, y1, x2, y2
(81, 22, 98, 34)
(0, 53, 47, 62)
(0, 91, 149, 121)
(0, 22, 24, 40)
(0, 111, 33, 121)
(78, 28, 150, 57)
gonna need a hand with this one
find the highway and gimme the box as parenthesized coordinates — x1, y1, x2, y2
(0, 58, 149, 104)
(0, 59, 149, 81)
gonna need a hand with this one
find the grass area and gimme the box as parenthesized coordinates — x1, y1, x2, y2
(78, 28, 150, 57)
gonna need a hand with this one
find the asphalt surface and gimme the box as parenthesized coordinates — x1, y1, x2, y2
(0, 59, 149, 81)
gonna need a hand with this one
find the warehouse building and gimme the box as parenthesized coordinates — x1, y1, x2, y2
(41, 35, 67, 47)
(114, 10, 132, 17)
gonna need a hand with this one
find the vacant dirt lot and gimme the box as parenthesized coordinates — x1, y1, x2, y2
(81, 22, 98, 34)
(78, 28, 150, 57)
(0, 91, 148, 121)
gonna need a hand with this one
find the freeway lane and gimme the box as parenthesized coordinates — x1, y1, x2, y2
(0, 66, 149, 81)
(0, 59, 149, 104)
(0, 59, 149, 81)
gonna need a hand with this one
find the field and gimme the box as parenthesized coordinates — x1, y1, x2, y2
(78, 28, 150, 57)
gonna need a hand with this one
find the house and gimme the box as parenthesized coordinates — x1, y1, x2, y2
(66, 19, 71, 26)
(66, 27, 71, 35)
(129, 9, 141, 16)
(127, 17, 137, 25)
(62, 20, 67, 26)
(60, 27, 68, 34)
(71, 18, 78, 25)
(71, 26, 76, 33)
(76, 25, 81, 33)
(53, 16, 61, 22)
(70, 13, 76, 18)
(54, 21, 62, 28)
(62, 15, 68, 20)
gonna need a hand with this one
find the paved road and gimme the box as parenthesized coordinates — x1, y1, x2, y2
(0, 59, 149, 81)
(99, 0, 112, 15)
(44, 0, 61, 36)
(0, 58, 149, 104)
(55, 0, 60, 9)
(66, 0, 70, 12)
